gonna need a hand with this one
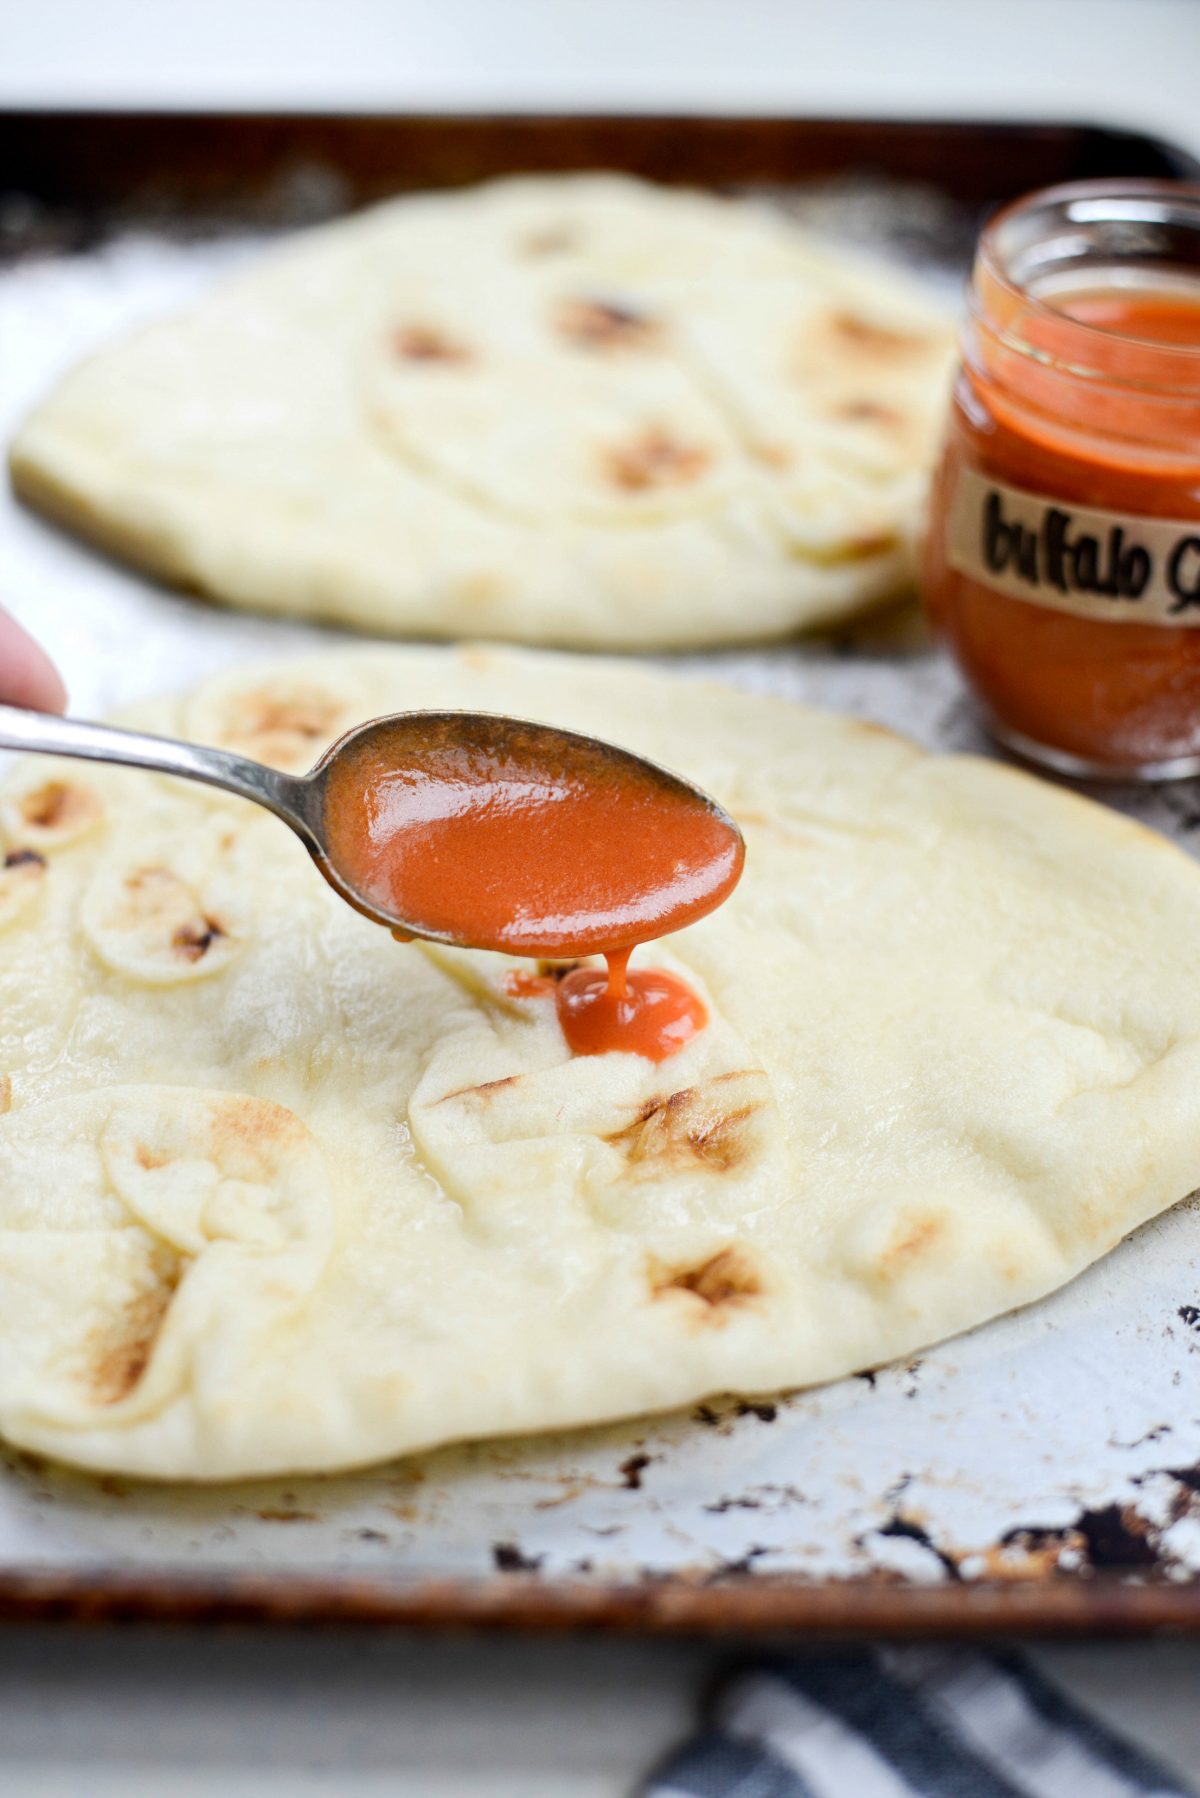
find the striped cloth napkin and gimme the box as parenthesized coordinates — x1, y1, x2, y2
(645, 1647, 1195, 1798)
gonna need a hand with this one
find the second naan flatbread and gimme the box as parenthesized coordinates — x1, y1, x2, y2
(10, 175, 954, 648)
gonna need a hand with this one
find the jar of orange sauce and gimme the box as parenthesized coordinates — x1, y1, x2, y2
(923, 182, 1200, 779)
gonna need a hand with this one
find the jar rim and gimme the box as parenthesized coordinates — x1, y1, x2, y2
(976, 179, 1200, 392)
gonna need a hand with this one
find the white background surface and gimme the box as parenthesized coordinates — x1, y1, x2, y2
(1, 0, 1196, 156)
(5, 2, 1200, 1793)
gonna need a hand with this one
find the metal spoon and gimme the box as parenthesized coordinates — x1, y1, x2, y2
(0, 702, 739, 945)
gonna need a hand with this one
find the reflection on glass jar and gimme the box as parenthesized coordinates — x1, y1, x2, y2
(922, 181, 1200, 781)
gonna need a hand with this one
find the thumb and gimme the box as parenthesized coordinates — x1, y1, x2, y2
(0, 607, 67, 714)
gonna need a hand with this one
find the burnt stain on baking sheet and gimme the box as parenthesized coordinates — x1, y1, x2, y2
(705, 1546, 770, 1583)
(703, 1485, 810, 1516)
(1109, 1424, 1172, 1451)
(900, 1360, 924, 1398)
(618, 1453, 654, 1491)
(1070, 1504, 1162, 1570)
(0, 1450, 73, 1517)
(876, 1513, 965, 1583)
(974, 1528, 1089, 1582)
(493, 1542, 545, 1574)
(1166, 1464, 1200, 1497)
(855, 1455, 1200, 1585)
(848, 1360, 921, 1398)
(687, 1392, 800, 1434)
(986, 1506, 1161, 1577)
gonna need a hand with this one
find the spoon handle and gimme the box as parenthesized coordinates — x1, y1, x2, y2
(0, 704, 320, 846)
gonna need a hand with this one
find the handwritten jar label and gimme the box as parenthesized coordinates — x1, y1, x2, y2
(947, 466, 1200, 625)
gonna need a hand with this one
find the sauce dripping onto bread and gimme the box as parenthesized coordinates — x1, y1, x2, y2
(319, 713, 743, 1060)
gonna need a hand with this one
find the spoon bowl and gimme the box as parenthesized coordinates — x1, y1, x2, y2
(0, 702, 743, 953)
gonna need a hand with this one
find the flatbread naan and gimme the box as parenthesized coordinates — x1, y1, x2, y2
(1, 644, 1197, 1480)
(9, 175, 955, 649)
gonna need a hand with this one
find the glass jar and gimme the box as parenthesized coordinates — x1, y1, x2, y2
(923, 181, 1200, 780)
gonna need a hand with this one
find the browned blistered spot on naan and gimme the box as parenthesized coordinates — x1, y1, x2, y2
(392, 323, 474, 365)
(537, 959, 583, 981)
(834, 399, 904, 427)
(114, 868, 229, 966)
(0, 849, 47, 922)
(248, 696, 334, 740)
(455, 572, 508, 612)
(0, 1075, 10, 1116)
(553, 297, 662, 351)
(610, 1072, 770, 1175)
(521, 224, 578, 258)
(206, 685, 354, 771)
(604, 427, 712, 493)
(846, 532, 898, 560)
(755, 442, 792, 470)
(689, 1107, 761, 1170)
(230, 690, 344, 757)
(436, 1074, 521, 1106)
(878, 1211, 946, 1279)
(120, 866, 172, 912)
(88, 1256, 180, 1406)
(18, 779, 99, 834)
(171, 917, 225, 963)
(135, 1142, 168, 1172)
(828, 312, 936, 359)
(652, 1246, 763, 1313)
(211, 1096, 301, 1166)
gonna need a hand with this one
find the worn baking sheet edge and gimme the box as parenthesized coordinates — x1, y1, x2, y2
(0, 1567, 1198, 1636)
(5, 111, 1200, 1638)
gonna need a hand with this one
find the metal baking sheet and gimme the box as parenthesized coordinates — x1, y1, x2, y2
(2, 113, 1200, 1635)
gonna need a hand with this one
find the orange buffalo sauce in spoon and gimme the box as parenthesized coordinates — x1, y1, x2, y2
(316, 713, 743, 1061)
